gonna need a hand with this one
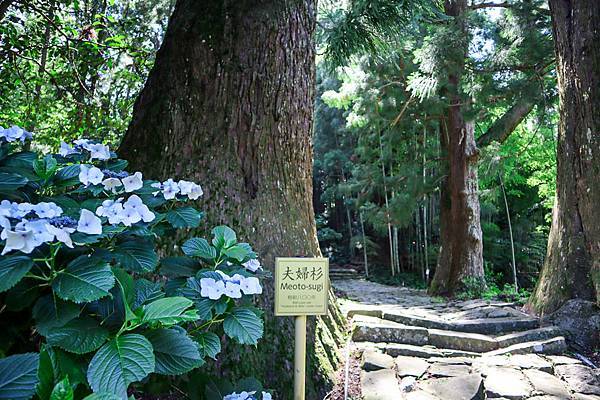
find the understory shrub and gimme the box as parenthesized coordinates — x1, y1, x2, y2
(0, 126, 271, 400)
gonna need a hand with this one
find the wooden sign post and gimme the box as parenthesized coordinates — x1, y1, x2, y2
(275, 257, 329, 400)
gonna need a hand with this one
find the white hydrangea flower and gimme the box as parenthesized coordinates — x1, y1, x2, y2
(243, 259, 262, 272)
(46, 224, 75, 248)
(1, 228, 37, 255)
(102, 177, 122, 193)
(223, 391, 256, 400)
(122, 172, 143, 192)
(96, 198, 124, 225)
(77, 209, 102, 235)
(240, 276, 262, 295)
(86, 143, 111, 160)
(58, 141, 77, 157)
(79, 165, 104, 186)
(224, 281, 242, 299)
(200, 278, 225, 300)
(0, 126, 32, 142)
(178, 180, 203, 200)
(18, 219, 53, 247)
(189, 183, 203, 200)
(262, 392, 272, 400)
(33, 202, 63, 219)
(162, 178, 180, 199)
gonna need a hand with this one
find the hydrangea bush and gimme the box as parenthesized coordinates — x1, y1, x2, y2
(0, 126, 272, 400)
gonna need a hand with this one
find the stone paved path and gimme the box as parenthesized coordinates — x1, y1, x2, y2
(332, 278, 600, 400)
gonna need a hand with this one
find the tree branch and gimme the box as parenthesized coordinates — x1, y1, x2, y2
(477, 98, 536, 147)
(470, 2, 510, 10)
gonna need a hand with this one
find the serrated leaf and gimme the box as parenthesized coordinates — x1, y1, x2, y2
(0, 353, 39, 400)
(166, 207, 203, 228)
(46, 318, 109, 354)
(133, 279, 164, 309)
(49, 376, 73, 400)
(145, 328, 202, 375)
(36, 348, 54, 400)
(33, 295, 80, 336)
(0, 172, 28, 191)
(195, 332, 221, 360)
(211, 226, 236, 248)
(159, 257, 199, 278)
(53, 256, 115, 303)
(223, 308, 263, 345)
(87, 334, 155, 398)
(82, 393, 122, 400)
(0, 256, 33, 292)
(223, 245, 250, 262)
(177, 278, 214, 321)
(113, 240, 158, 273)
(141, 297, 198, 325)
(181, 238, 216, 260)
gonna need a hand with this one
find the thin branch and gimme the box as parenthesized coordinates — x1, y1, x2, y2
(470, 2, 510, 10)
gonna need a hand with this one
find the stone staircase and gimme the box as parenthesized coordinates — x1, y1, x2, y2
(332, 279, 600, 400)
(330, 267, 361, 280)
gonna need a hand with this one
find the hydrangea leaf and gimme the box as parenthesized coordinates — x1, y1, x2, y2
(141, 297, 198, 325)
(211, 226, 236, 249)
(223, 307, 263, 345)
(159, 257, 200, 278)
(113, 240, 158, 273)
(0, 255, 33, 292)
(49, 376, 73, 400)
(86, 334, 155, 398)
(177, 278, 214, 321)
(145, 328, 202, 375)
(165, 207, 203, 228)
(0, 353, 39, 400)
(0, 172, 28, 192)
(195, 331, 221, 360)
(52, 256, 115, 303)
(33, 295, 80, 336)
(46, 317, 109, 354)
(181, 238, 216, 260)
(222, 245, 250, 262)
(133, 279, 164, 309)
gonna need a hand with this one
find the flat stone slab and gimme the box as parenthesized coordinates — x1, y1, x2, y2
(428, 329, 498, 353)
(382, 310, 452, 330)
(361, 369, 402, 400)
(485, 337, 567, 356)
(495, 326, 563, 348)
(450, 317, 539, 334)
(395, 355, 430, 378)
(508, 354, 553, 372)
(573, 394, 600, 400)
(418, 374, 484, 400)
(523, 369, 571, 398)
(555, 364, 600, 395)
(427, 363, 471, 378)
(483, 367, 532, 399)
(385, 343, 442, 358)
(362, 349, 395, 371)
(546, 355, 583, 365)
(352, 316, 429, 345)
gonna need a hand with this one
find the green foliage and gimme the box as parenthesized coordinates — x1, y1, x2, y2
(0, 133, 267, 398)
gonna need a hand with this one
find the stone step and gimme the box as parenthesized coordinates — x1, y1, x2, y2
(484, 336, 568, 357)
(352, 316, 429, 345)
(330, 268, 358, 274)
(360, 369, 401, 400)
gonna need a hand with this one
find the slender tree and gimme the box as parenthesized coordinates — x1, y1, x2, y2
(527, 0, 600, 315)
(118, 1, 344, 397)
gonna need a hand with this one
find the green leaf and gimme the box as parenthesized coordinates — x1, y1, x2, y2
(36, 348, 54, 400)
(33, 155, 58, 179)
(0, 172, 28, 192)
(159, 257, 199, 278)
(46, 318, 109, 354)
(33, 295, 80, 336)
(54, 165, 81, 186)
(0, 256, 33, 292)
(145, 328, 202, 375)
(0, 353, 39, 400)
(177, 278, 214, 321)
(49, 377, 73, 400)
(82, 393, 122, 400)
(165, 207, 203, 228)
(53, 256, 115, 303)
(211, 226, 236, 248)
(113, 240, 158, 273)
(87, 334, 155, 398)
(181, 238, 217, 260)
(195, 332, 221, 360)
(223, 245, 250, 262)
(141, 297, 198, 325)
(223, 307, 263, 345)
(133, 279, 164, 309)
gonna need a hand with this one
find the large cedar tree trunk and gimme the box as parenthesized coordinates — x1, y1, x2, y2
(429, 0, 484, 296)
(118, 1, 344, 397)
(527, 0, 600, 315)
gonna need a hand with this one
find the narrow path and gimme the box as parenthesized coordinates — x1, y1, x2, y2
(332, 277, 600, 400)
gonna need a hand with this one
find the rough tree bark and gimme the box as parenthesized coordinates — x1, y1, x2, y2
(429, 0, 485, 296)
(118, 0, 344, 397)
(527, 0, 600, 315)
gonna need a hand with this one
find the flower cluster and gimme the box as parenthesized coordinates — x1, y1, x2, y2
(0, 126, 33, 143)
(242, 258, 263, 272)
(200, 270, 263, 300)
(60, 139, 111, 160)
(152, 178, 203, 200)
(0, 201, 104, 254)
(96, 195, 155, 226)
(79, 165, 144, 193)
(224, 391, 272, 400)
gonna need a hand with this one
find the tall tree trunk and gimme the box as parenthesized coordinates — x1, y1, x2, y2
(430, 0, 484, 296)
(118, 1, 344, 397)
(527, 0, 600, 315)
